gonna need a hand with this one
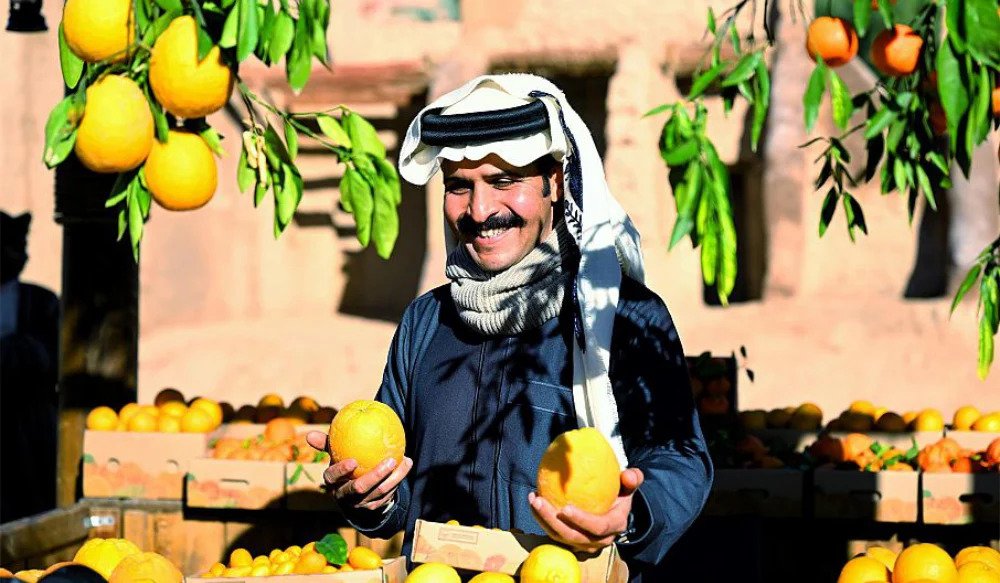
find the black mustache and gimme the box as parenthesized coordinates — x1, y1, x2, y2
(457, 213, 525, 237)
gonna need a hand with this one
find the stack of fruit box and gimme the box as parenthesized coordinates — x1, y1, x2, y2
(183, 557, 408, 583)
(184, 424, 332, 511)
(811, 431, 944, 523)
(83, 427, 219, 500)
(409, 520, 628, 583)
(921, 429, 1000, 525)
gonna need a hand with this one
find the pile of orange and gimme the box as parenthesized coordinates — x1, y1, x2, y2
(739, 402, 825, 432)
(805, 17, 925, 78)
(690, 356, 733, 417)
(200, 544, 382, 577)
(837, 543, 1000, 583)
(211, 418, 327, 463)
(230, 393, 339, 425)
(917, 436, 1000, 474)
(808, 433, 915, 472)
(85, 394, 222, 433)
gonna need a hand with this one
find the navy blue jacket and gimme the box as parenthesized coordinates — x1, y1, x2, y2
(343, 276, 712, 581)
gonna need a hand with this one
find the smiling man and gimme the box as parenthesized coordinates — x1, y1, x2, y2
(307, 74, 712, 581)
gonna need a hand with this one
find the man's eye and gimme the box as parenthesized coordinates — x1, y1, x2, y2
(492, 178, 515, 188)
(446, 186, 470, 195)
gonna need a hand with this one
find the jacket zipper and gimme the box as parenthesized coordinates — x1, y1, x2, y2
(469, 341, 486, 502)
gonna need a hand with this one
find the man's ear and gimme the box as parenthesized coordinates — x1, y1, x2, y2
(547, 165, 564, 202)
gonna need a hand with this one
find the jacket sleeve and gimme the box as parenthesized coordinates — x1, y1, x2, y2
(611, 291, 713, 570)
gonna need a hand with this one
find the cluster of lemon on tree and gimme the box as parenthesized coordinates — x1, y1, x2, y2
(646, 0, 1000, 378)
(45, 0, 401, 261)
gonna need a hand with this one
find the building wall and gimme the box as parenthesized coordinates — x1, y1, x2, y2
(1, 0, 997, 417)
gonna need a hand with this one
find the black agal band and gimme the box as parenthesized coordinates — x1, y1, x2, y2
(419, 99, 550, 146)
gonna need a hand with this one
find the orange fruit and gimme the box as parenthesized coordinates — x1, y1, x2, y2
(914, 409, 945, 432)
(903, 411, 918, 427)
(957, 562, 1000, 583)
(698, 395, 730, 416)
(985, 438, 1000, 467)
(992, 86, 1000, 117)
(406, 563, 460, 583)
(841, 411, 875, 432)
(936, 438, 962, 460)
(293, 552, 327, 575)
(892, 543, 958, 583)
(145, 130, 218, 211)
(180, 407, 214, 433)
(871, 25, 924, 77)
(867, 546, 899, 572)
(735, 435, 770, 461)
(839, 556, 891, 583)
(189, 398, 222, 428)
(972, 414, 1000, 432)
(790, 403, 824, 431)
(876, 412, 908, 433)
(953, 406, 982, 431)
(956, 547, 1000, 572)
(264, 418, 297, 443)
(154, 388, 185, 406)
(229, 549, 252, 568)
(108, 552, 182, 583)
(520, 544, 581, 583)
(73, 538, 141, 579)
(0, 568, 12, 577)
(809, 435, 846, 464)
(347, 547, 382, 570)
(158, 401, 187, 418)
(12, 570, 44, 582)
(328, 400, 406, 479)
(86, 406, 119, 431)
(850, 400, 877, 416)
(322, 565, 339, 574)
(222, 566, 252, 577)
(74, 75, 154, 173)
(157, 415, 181, 433)
(61, 0, 133, 63)
(537, 427, 621, 515)
(841, 433, 875, 463)
(289, 396, 320, 414)
(149, 15, 233, 119)
(766, 408, 793, 428)
(469, 573, 516, 583)
(118, 403, 141, 425)
(127, 412, 158, 432)
(806, 16, 859, 67)
(739, 409, 768, 431)
(259, 394, 285, 409)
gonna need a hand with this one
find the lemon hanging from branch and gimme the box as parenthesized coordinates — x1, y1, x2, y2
(75, 75, 153, 173)
(149, 16, 234, 120)
(61, 0, 134, 63)
(145, 130, 218, 211)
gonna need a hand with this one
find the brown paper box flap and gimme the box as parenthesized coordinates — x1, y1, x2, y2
(813, 469, 919, 522)
(185, 458, 287, 510)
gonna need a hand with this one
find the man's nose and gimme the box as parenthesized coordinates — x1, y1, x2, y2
(467, 185, 498, 223)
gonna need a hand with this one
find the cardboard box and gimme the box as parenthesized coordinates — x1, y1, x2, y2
(921, 472, 1000, 525)
(944, 431, 1000, 452)
(285, 462, 338, 511)
(705, 469, 804, 518)
(813, 469, 919, 522)
(411, 520, 627, 583)
(185, 458, 287, 510)
(82, 430, 213, 500)
(184, 556, 407, 583)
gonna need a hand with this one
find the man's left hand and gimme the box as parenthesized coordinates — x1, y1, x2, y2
(529, 468, 644, 553)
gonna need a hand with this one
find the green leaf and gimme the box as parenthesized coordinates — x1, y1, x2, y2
(268, 11, 295, 62)
(153, 0, 182, 13)
(106, 172, 131, 208)
(263, 123, 293, 165)
(864, 106, 897, 140)
(372, 172, 400, 259)
(864, 135, 884, 182)
(255, 6, 274, 62)
(193, 17, 213, 62)
(642, 103, 672, 118)
(669, 215, 695, 250)
(135, 171, 151, 219)
(915, 165, 936, 211)
(373, 155, 401, 205)
(688, 63, 725, 100)
(828, 70, 853, 130)
(339, 166, 361, 213)
(842, 193, 857, 242)
(970, 63, 992, 144)
(803, 61, 827, 132)
(706, 7, 716, 34)
(317, 114, 352, 148)
(254, 179, 268, 208)
(315, 533, 348, 566)
(58, 24, 84, 90)
(819, 188, 838, 237)
(199, 126, 226, 157)
(701, 220, 718, 286)
(283, 120, 298, 160)
(951, 264, 982, 314)
(310, 14, 329, 65)
(117, 209, 127, 241)
(348, 165, 374, 247)
(128, 188, 144, 262)
(660, 140, 699, 166)
(42, 96, 79, 169)
(979, 312, 994, 380)
(286, 35, 312, 93)
(220, 7, 239, 48)
(276, 163, 299, 226)
(720, 51, 763, 87)
(237, 0, 260, 62)
(876, 0, 893, 28)
(143, 11, 178, 46)
(965, 0, 1000, 68)
(853, 0, 872, 37)
(344, 112, 385, 158)
(750, 60, 770, 152)
(237, 145, 255, 193)
(936, 38, 970, 149)
(945, 0, 966, 53)
(146, 92, 169, 143)
(846, 194, 867, 236)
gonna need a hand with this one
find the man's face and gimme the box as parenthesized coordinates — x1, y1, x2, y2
(443, 154, 561, 273)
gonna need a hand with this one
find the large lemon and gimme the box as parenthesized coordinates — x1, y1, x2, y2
(62, 0, 133, 63)
(328, 400, 406, 479)
(536, 427, 621, 515)
(74, 75, 154, 173)
(72, 538, 141, 579)
(144, 130, 217, 211)
(519, 545, 581, 583)
(149, 16, 233, 119)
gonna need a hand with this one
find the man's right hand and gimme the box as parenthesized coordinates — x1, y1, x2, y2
(305, 431, 413, 512)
